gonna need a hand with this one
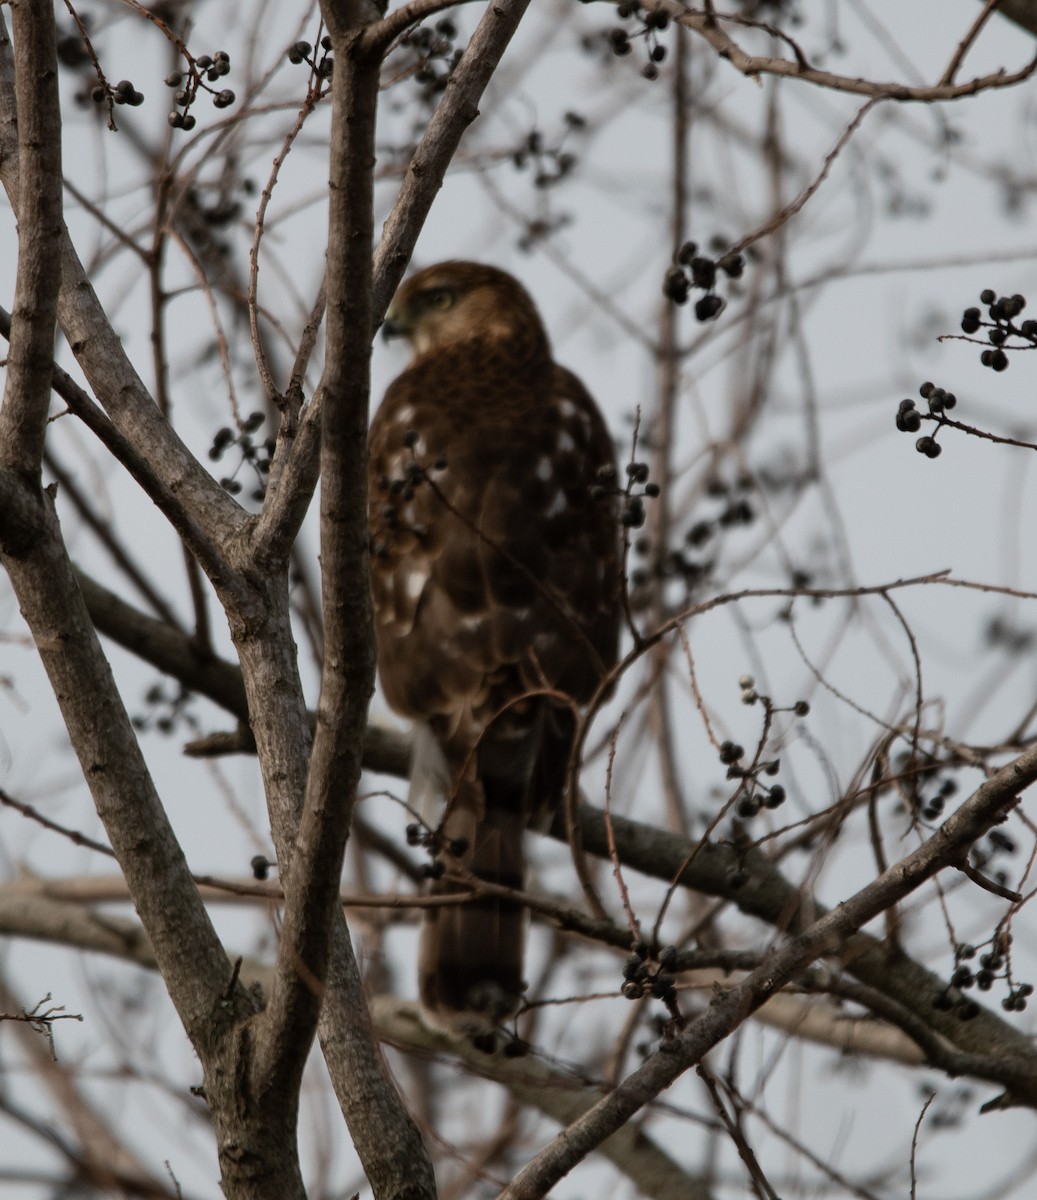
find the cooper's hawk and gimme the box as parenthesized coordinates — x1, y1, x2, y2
(369, 261, 620, 1037)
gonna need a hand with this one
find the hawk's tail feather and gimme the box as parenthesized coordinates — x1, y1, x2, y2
(418, 787, 528, 1037)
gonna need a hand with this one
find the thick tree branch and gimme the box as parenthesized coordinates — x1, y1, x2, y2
(0, 0, 62, 477)
(252, 20, 382, 1111)
(295, 10, 437, 1196)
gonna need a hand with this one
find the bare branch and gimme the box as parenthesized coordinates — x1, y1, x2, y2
(681, 5, 1037, 101)
(941, 0, 1006, 85)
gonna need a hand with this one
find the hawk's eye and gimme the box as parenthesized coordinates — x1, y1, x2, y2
(423, 288, 454, 313)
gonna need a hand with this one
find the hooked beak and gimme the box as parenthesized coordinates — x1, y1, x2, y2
(381, 306, 410, 342)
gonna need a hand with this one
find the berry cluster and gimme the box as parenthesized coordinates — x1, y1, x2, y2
(91, 77, 144, 109)
(960, 289, 1035, 372)
(972, 826, 1018, 890)
(287, 37, 335, 83)
(895, 381, 956, 459)
(591, 461, 660, 532)
(606, 1, 671, 80)
(984, 614, 1034, 654)
(404, 821, 469, 880)
(398, 21, 462, 102)
(621, 941, 680, 1015)
(892, 748, 962, 822)
(165, 51, 235, 130)
(664, 241, 745, 322)
(919, 775, 957, 823)
(939, 933, 1032, 1016)
(512, 114, 585, 189)
(131, 681, 196, 736)
(629, 475, 755, 600)
(208, 412, 274, 501)
(722, 678, 809, 820)
(370, 436, 448, 561)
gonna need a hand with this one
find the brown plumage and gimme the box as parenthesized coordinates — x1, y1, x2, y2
(369, 261, 620, 1037)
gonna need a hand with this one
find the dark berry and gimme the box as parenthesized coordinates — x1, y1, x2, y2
(622, 497, 646, 528)
(663, 267, 689, 304)
(896, 409, 922, 433)
(689, 256, 716, 290)
(695, 294, 724, 322)
(608, 28, 631, 55)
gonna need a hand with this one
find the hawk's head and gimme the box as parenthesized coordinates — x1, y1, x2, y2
(382, 261, 548, 361)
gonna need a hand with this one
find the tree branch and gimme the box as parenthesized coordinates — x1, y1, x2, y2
(0, 0, 63, 477)
(252, 16, 381, 1109)
(680, 4, 1037, 101)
